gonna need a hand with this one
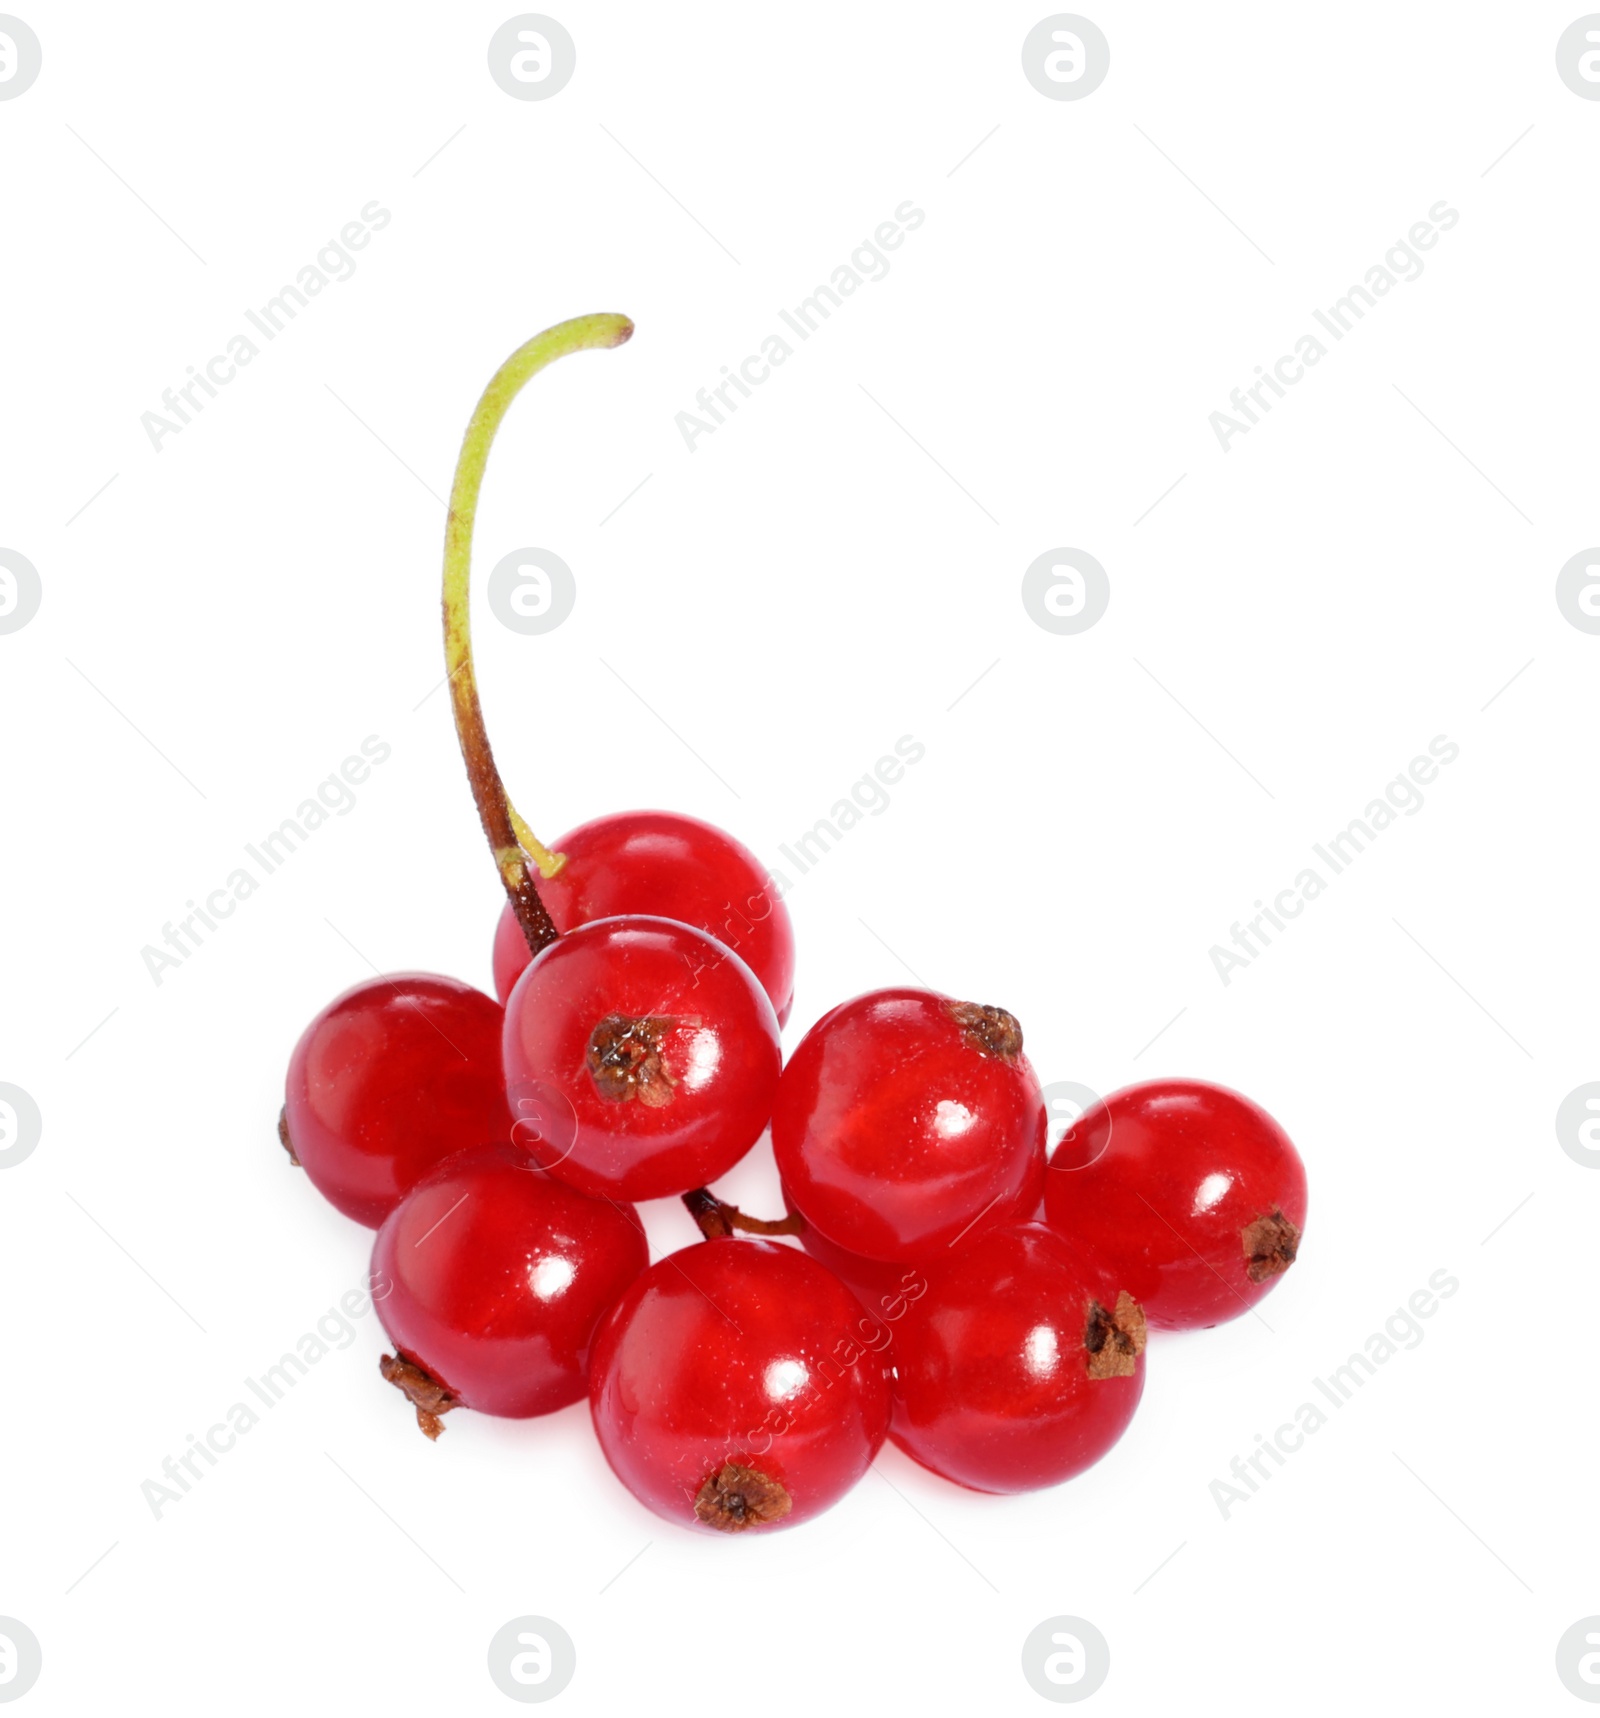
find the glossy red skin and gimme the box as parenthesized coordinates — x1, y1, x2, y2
(1043, 1079, 1308, 1330)
(889, 1223, 1145, 1495)
(771, 988, 1047, 1261)
(494, 810, 796, 1025)
(589, 1238, 892, 1534)
(285, 973, 510, 1227)
(792, 1149, 1046, 1315)
(502, 915, 782, 1202)
(371, 1141, 648, 1418)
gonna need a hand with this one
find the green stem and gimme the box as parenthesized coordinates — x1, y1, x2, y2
(441, 312, 634, 955)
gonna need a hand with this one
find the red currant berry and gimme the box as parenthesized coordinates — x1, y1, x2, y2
(790, 1146, 1046, 1314)
(283, 974, 509, 1227)
(371, 1140, 648, 1435)
(493, 811, 795, 1025)
(889, 1222, 1147, 1494)
(1042, 1079, 1307, 1330)
(771, 988, 1046, 1261)
(589, 1237, 892, 1533)
(502, 916, 782, 1202)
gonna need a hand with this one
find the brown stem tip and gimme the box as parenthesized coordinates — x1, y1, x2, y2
(1085, 1291, 1148, 1380)
(379, 1352, 459, 1441)
(587, 1014, 678, 1107)
(277, 1106, 300, 1167)
(946, 1000, 1024, 1060)
(693, 1462, 792, 1532)
(1242, 1210, 1301, 1283)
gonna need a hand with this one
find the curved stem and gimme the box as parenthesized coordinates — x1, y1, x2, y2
(683, 1187, 807, 1241)
(442, 312, 634, 952)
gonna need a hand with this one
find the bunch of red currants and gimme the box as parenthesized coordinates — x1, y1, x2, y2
(277, 314, 1307, 1537)
(282, 807, 1307, 1534)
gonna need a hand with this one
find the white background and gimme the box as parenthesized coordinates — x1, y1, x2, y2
(4, 2, 1598, 1711)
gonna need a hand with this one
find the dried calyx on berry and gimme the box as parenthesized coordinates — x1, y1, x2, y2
(586, 1014, 679, 1107)
(379, 1352, 459, 1441)
(693, 1462, 793, 1532)
(945, 999, 1024, 1060)
(1242, 1209, 1301, 1283)
(1084, 1292, 1148, 1380)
